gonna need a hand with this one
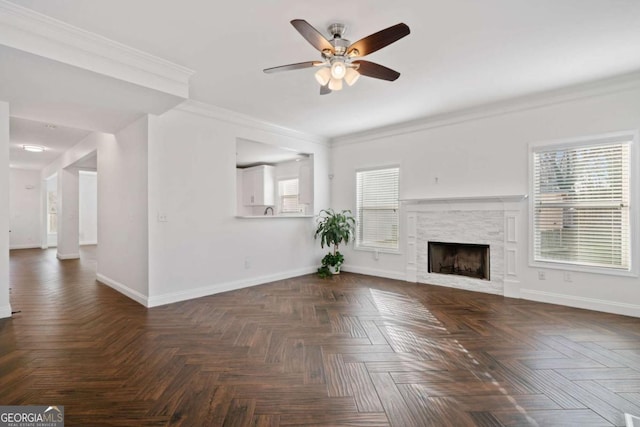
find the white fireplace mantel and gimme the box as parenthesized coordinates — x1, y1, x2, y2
(404, 194, 527, 297)
(401, 194, 528, 204)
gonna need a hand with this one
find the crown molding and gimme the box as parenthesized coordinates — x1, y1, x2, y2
(0, 0, 194, 98)
(331, 70, 640, 147)
(175, 99, 330, 146)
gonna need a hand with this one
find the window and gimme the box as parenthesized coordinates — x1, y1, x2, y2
(531, 134, 633, 271)
(278, 178, 302, 214)
(356, 167, 399, 250)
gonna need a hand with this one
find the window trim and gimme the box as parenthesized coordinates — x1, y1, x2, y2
(354, 165, 402, 254)
(528, 130, 639, 277)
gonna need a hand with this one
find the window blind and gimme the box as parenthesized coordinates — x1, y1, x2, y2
(356, 167, 399, 250)
(279, 178, 301, 213)
(532, 141, 630, 270)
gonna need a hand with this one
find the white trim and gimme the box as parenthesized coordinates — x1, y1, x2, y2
(340, 265, 406, 282)
(626, 413, 640, 427)
(56, 252, 79, 260)
(96, 273, 148, 307)
(80, 241, 98, 246)
(503, 280, 521, 298)
(332, 71, 640, 146)
(10, 244, 41, 250)
(402, 195, 528, 204)
(147, 266, 317, 307)
(175, 100, 329, 147)
(0, 304, 12, 319)
(520, 289, 640, 318)
(0, 0, 194, 98)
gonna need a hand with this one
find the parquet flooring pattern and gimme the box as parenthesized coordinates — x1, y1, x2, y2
(2, 247, 640, 426)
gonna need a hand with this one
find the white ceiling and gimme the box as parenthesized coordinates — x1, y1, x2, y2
(9, 117, 91, 170)
(6, 0, 640, 140)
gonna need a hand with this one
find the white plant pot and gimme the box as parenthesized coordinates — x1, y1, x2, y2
(329, 264, 341, 275)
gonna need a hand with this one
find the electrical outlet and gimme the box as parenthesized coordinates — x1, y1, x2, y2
(157, 212, 168, 222)
(564, 272, 572, 282)
(538, 271, 546, 280)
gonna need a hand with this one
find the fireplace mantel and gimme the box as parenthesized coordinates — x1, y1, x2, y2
(405, 194, 525, 297)
(401, 194, 527, 204)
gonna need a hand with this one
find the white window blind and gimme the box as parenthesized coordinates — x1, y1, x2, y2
(278, 178, 302, 213)
(532, 140, 631, 270)
(356, 167, 399, 250)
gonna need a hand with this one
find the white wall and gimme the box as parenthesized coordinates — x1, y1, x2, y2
(0, 101, 10, 318)
(9, 168, 40, 249)
(147, 104, 330, 306)
(79, 171, 97, 245)
(96, 116, 148, 304)
(331, 87, 640, 317)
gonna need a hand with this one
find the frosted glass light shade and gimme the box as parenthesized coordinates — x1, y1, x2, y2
(328, 77, 343, 91)
(330, 61, 346, 79)
(22, 145, 45, 152)
(344, 68, 360, 86)
(314, 68, 331, 86)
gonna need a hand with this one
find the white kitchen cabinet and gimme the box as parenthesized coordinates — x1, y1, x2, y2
(242, 165, 275, 206)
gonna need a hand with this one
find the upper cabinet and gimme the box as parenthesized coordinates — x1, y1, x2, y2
(242, 165, 275, 206)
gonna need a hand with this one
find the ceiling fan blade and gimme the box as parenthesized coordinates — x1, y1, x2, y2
(263, 61, 323, 74)
(347, 23, 410, 57)
(353, 60, 401, 81)
(320, 84, 331, 95)
(291, 19, 335, 53)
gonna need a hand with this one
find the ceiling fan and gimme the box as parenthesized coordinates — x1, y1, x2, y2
(264, 19, 410, 95)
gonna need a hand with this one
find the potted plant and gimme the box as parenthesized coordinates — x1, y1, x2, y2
(314, 209, 355, 276)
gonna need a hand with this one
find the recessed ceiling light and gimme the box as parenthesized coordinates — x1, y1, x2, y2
(44, 124, 57, 130)
(22, 145, 45, 153)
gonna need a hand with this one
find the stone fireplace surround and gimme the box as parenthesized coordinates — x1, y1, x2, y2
(404, 195, 526, 296)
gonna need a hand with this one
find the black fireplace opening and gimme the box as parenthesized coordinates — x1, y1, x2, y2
(428, 241, 490, 280)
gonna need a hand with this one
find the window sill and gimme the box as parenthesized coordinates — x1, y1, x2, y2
(529, 260, 637, 278)
(236, 215, 314, 219)
(354, 246, 402, 255)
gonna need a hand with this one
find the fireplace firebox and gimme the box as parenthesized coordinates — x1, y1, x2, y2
(428, 241, 490, 280)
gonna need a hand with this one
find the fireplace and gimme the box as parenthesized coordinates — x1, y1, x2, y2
(428, 241, 490, 280)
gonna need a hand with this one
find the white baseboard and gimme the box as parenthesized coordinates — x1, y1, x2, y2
(521, 289, 640, 318)
(0, 304, 12, 319)
(503, 279, 521, 298)
(57, 252, 80, 260)
(80, 241, 97, 246)
(340, 264, 406, 282)
(10, 244, 41, 250)
(96, 273, 148, 307)
(147, 266, 317, 308)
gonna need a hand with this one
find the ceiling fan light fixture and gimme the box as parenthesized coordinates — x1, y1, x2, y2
(328, 77, 343, 91)
(344, 67, 360, 86)
(314, 67, 332, 86)
(330, 61, 347, 80)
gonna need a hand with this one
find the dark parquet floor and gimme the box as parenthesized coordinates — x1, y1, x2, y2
(2, 246, 640, 426)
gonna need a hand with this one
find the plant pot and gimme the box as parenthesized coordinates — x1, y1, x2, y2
(329, 264, 341, 275)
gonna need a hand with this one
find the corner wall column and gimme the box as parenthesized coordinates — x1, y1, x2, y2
(57, 167, 80, 260)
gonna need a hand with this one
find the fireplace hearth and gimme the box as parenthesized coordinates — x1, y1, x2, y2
(428, 241, 490, 280)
